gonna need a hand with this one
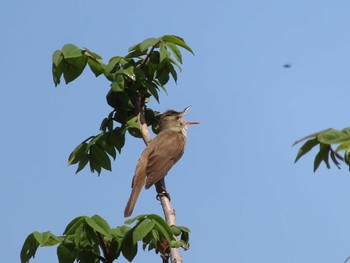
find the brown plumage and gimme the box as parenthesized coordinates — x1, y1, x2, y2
(124, 107, 199, 217)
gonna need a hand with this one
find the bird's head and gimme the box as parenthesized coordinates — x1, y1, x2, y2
(159, 106, 199, 132)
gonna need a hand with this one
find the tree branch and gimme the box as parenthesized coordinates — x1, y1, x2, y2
(137, 105, 183, 263)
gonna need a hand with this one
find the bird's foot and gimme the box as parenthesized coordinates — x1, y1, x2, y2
(156, 191, 171, 201)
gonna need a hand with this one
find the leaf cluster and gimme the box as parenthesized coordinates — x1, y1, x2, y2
(20, 214, 190, 263)
(52, 35, 193, 175)
(293, 128, 350, 171)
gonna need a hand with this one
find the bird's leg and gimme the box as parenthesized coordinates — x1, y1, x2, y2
(155, 178, 171, 201)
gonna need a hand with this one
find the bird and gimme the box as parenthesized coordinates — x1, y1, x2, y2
(124, 106, 199, 217)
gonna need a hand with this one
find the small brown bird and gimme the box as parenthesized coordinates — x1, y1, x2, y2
(124, 106, 199, 217)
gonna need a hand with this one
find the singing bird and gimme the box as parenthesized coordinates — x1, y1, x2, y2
(124, 106, 199, 217)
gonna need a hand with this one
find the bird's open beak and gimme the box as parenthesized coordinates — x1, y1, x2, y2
(182, 106, 200, 125)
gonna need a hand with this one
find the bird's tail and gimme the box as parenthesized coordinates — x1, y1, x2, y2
(124, 182, 144, 217)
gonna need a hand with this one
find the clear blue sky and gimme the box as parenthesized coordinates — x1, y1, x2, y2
(2, 1, 350, 262)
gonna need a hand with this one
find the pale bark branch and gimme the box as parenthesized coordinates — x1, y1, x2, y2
(137, 106, 182, 263)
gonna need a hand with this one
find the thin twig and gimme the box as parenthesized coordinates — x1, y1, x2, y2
(97, 232, 109, 263)
(140, 41, 160, 68)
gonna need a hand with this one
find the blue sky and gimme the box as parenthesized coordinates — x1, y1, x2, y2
(2, 1, 350, 262)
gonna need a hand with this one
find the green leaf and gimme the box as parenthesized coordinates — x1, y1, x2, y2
(341, 127, 350, 135)
(102, 140, 117, 160)
(165, 42, 182, 63)
(345, 148, 350, 168)
(111, 75, 125, 92)
(52, 50, 63, 86)
(57, 243, 76, 263)
(159, 43, 169, 63)
(89, 154, 101, 175)
(294, 138, 319, 163)
(145, 82, 160, 103)
(104, 56, 122, 75)
(91, 215, 112, 238)
(63, 56, 88, 84)
(87, 57, 104, 77)
(21, 232, 64, 263)
(73, 223, 84, 248)
(330, 151, 342, 169)
(52, 50, 63, 66)
(317, 129, 350, 144)
(133, 218, 155, 242)
(62, 44, 83, 59)
(33, 231, 63, 246)
(314, 144, 330, 172)
(147, 215, 173, 243)
(139, 38, 160, 52)
(63, 216, 86, 235)
(161, 35, 194, 55)
(122, 230, 138, 262)
(156, 67, 170, 86)
(336, 141, 350, 152)
(108, 128, 125, 153)
(91, 145, 112, 172)
(167, 61, 177, 83)
(83, 48, 102, 60)
(20, 233, 39, 263)
(125, 49, 148, 59)
(68, 143, 88, 165)
(170, 225, 182, 236)
(85, 216, 110, 238)
(75, 154, 89, 174)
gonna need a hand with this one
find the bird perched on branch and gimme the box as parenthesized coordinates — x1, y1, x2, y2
(124, 106, 199, 217)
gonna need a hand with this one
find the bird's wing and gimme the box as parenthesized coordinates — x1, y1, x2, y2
(145, 131, 186, 189)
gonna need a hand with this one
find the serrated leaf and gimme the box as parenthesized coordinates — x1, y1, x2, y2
(161, 35, 194, 55)
(294, 138, 319, 163)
